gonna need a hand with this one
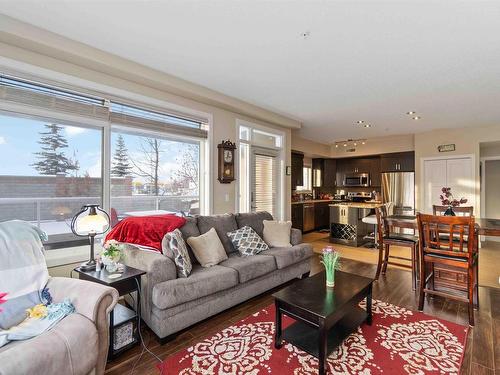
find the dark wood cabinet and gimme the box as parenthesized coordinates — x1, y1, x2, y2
(323, 159, 337, 188)
(314, 202, 330, 230)
(380, 152, 415, 172)
(336, 157, 379, 187)
(369, 157, 381, 187)
(291, 203, 304, 231)
(291, 152, 304, 189)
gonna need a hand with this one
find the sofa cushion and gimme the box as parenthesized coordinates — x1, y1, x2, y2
(197, 214, 238, 254)
(179, 216, 200, 263)
(219, 253, 276, 283)
(0, 313, 97, 375)
(227, 226, 269, 256)
(260, 244, 313, 269)
(151, 264, 238, 309)
(187, 228, 228, 267)
(162, 229, 193, 277)
(235, 211, 273, 238)
(263, 220, 293, 247)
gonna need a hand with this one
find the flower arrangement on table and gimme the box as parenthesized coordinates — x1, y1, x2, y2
(320, 246, 341, 288)
(440, 187, 468, 216)
(101, 239, 124, 272)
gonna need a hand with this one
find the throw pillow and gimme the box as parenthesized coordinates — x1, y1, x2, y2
(263, 220, 292, 247)
(187, 228, 228, 267)
(162, 229, 192, 278)
(227, 226, 269, 256)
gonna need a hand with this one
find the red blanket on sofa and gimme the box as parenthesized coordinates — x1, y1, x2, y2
(105, 215, 186, 251)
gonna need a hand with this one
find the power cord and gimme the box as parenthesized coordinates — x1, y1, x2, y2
(129, 278, 165, 375)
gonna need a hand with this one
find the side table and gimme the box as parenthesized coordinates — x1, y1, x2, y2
(74, 265, 146, 359)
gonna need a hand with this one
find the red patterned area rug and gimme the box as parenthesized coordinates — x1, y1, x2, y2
(158, 299, 468, 374)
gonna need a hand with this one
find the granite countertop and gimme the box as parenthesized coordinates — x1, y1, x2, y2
(291, 199, 346, 205)
(328, 201, 383, 209)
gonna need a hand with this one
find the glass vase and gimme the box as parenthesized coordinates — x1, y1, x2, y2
(326, 269, 335, 288)
(444, 206, 456, 216)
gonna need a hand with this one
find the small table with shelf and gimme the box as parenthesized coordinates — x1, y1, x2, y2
(74, 265, 146, 359)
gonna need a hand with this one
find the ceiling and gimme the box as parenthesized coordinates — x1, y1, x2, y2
(1, 1, 500, 144)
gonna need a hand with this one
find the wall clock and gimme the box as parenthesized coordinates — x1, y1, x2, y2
(217, 140, 236, 183)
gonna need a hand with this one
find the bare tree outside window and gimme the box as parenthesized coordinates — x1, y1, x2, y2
(130, 137, 163, 195)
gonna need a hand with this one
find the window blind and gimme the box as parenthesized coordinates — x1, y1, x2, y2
(0, 74, 109, 121)
(0, 73, 209, 139)
(110, 102, 208, 139)
(253, 153, 278, 216)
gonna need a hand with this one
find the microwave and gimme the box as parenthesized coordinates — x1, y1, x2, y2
(343, 173, 370, 187)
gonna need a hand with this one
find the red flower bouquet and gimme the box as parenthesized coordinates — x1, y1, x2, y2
(440, 187, 468, 207)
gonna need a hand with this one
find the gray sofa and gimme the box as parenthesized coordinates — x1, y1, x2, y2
(121, 211, 313, 342)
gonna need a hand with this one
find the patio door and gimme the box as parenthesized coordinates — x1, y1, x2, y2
(251, 148, 278, 216)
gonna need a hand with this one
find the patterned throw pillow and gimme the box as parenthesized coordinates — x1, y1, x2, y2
(162, 229, 193, 278)
(227, 226, 269, 256)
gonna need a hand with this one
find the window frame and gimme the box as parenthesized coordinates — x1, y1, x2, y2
(236, 119, 286, 220)
(0, 72, 213, 249)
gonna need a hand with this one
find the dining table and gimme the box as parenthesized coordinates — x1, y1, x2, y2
(386, 215, 500, 237)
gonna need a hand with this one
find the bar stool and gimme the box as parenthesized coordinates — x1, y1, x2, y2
(362, 214, 378, 247)
(375, 205, 419, 290)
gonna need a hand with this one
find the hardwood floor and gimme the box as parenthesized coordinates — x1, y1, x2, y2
(105, 250, 500, 374)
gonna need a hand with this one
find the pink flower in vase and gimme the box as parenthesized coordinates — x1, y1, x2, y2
(0, 292, 7, 312)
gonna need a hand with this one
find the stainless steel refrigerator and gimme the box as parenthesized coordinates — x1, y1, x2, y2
(381, 172, 415, 217)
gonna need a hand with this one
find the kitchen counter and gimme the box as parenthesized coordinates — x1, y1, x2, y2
(329, 201, 382, 209)
(291, 199, 346, 205)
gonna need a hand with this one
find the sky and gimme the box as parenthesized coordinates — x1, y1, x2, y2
(0, 113, 199, 183)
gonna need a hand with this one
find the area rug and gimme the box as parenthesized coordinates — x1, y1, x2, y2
(158, 299, 468, 374)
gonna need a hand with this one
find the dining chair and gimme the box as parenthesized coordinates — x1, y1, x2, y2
(417, 213, 479, 326)
(375, 204, 419, 290)
(433, 205, 474, 216)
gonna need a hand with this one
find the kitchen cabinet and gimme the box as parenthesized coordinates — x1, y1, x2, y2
(381, 152, 415, 172)
(291, 203, 303, 231)
(291, 152, 304, 189)
(369, 157, 381, 187)
(323, 159, 337, 188)
(314, 202, 330, 229)
(336, 157, 378, 187)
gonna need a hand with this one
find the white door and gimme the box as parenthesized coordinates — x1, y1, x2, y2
(483, 159, 500, 241)
(423, 159, 447, 213)
(251, 149, 278, 216)
(422, 157, 474, 214)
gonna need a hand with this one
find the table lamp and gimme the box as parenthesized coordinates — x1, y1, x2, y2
(71, 204, 110, 271)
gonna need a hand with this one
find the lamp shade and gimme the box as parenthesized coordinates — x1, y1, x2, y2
(71, 204, 110, 236)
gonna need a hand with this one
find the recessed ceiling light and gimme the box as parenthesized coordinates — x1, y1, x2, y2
(412, 116, 421, 120)
(407, 111, 416, 115)
(364, 124, 371, 128)
(357, 120, 365, 124)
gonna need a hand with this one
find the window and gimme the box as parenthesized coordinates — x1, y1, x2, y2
(0, 73, 209, 249)
(0, 113, 102, 248)
(110, 129, 202, 221)
(296, 167, 312, 192)
(237, 121, 285, 219)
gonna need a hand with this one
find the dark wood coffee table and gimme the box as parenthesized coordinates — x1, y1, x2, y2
(273, 271, 373, 375)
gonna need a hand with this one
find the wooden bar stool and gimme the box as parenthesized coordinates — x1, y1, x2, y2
(375, 205, 419, 290)
(417, 213, 479, 326)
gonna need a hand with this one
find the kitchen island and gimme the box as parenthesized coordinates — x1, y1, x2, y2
(329, 202, 382, 247)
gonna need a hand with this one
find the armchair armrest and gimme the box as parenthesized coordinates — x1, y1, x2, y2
(46, 277, 118, 374)
(46, 277, 118, 323)
(290, 228, 303, 246)
(120, 244, 177, 324)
